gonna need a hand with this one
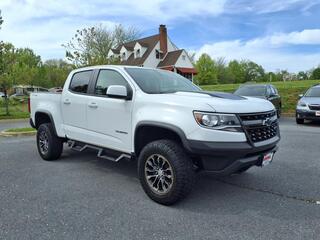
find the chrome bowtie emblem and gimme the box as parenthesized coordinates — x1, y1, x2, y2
(262, 118, 272, 126)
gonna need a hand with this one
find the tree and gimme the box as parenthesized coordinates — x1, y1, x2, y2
(0, 42, 16, 115)
(227, 60, 245, 83)
(63, 24, 140, 66)
(311, 67, 320, 80)
(9, 48, 42, 87)
(112, 24, 140, 46)
(242, 60, 265, 82)
(42, 59, 74, 88)
(0, 10, 3, 30)
(194, 54, 218, 85)
(215, 57, 233, 84)
(297, 71, 308, 80)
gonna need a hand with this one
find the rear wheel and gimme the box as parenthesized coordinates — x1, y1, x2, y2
(138, 140, 195, 205)
(37, 123, 63, 160)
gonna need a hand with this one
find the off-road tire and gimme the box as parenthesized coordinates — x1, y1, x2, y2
(37, 123, 63, 161)
(138, 139, 195, 205)
(296, 118, 304, 124)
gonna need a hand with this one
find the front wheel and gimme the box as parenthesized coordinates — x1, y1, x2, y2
(138, 140, 195, 205)
(296, 118, 304, 124)
(37, 123, 63, 161)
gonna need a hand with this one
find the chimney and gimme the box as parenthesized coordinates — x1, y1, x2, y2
(159, 24, 168, 56)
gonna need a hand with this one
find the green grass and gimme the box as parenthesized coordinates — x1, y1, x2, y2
(4, 127, 35, 133)
(0, 79, 319, 120)
(0, 101, 30, 120)
(201, 80, 320, 114)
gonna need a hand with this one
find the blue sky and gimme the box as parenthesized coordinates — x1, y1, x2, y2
(0, 0, 320, 72)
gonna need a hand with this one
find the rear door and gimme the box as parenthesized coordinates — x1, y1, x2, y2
(61, 70, 93, 140)
(86, 68, 133, 153)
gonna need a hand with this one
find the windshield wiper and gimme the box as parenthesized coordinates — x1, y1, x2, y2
(158, 90, 177, 94)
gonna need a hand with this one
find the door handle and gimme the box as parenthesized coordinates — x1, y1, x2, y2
(63, 99, 71, 105)
(88, 102, 98, 109)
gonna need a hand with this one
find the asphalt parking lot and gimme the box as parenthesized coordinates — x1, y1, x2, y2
(0, 118, 319, 240)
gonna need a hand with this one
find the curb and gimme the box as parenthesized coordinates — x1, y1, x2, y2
(0, 118, 29, 123)
(282, 113, 295, 117)
(0, 130, 36, 137)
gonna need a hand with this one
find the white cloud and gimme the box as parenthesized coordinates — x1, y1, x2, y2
(196, 29, 320, 72)
(270, 29, 320, 45)
(225, 0, 320, 14)
(0, 0, 226, 59)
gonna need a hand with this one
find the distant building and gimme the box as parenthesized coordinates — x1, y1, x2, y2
(13, 85, 48, 95)
(108, 25, 196, 81)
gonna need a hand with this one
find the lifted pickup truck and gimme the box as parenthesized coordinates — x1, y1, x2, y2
(30, 65, 280, 205)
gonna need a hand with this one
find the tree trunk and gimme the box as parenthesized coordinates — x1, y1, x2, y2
(4, 88, 9, 116)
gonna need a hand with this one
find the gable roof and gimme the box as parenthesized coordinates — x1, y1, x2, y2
(110, 49, 120, 54)
(115, 34, 159, 66)
(157, 49, 183, 68)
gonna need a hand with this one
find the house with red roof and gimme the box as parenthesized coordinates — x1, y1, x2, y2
(108, 25, 197, 81)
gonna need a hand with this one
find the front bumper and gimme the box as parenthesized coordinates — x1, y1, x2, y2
(186, 136, 280, 176)
(296, 109, 320, 121)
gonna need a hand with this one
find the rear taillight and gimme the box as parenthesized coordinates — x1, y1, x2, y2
(28, 97, 31, 113)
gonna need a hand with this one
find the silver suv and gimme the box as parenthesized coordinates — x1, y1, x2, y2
(296, 84, 320, 124)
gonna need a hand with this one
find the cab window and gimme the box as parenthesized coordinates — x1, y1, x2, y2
(95, 70, 129, 96)
(69, 71, 92, 94)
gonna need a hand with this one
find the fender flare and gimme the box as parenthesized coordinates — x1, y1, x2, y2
(134, 121, 192, 153)
(35, 111, 58, 136)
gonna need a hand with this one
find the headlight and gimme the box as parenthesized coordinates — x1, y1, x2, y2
(193, 111, 242, 132)
(298, 101, 307, 107)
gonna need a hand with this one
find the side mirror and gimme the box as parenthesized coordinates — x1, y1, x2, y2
(298, 94, 303, 98)
(106, 85, 128, 99)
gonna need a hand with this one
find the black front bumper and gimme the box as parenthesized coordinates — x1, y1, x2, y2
(296, 110, 320, 121)
(186, 136, 280, 176)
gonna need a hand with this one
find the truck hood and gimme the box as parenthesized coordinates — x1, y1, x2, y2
(169, 91, 275, 113)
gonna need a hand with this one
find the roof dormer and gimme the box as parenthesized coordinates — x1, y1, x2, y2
(120, 46, 133, 61)
(108, 49, 120, 59)
(134, 42, 147, 58)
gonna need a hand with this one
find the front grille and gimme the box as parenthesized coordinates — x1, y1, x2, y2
(309, 105, 320, 111)
(239, 111, 278, 143)
(239, 110, 276, 121)
(246, 122, 278, 143)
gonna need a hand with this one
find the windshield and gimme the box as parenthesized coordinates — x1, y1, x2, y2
(234, 85, 266, 96)
(305, 87, 320, 97)
(125, 68, 200, 94)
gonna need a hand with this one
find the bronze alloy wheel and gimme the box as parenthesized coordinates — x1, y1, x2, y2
(144, 154, 174, 195)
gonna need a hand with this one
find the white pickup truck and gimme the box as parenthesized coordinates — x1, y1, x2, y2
(30, 65, 280, 205)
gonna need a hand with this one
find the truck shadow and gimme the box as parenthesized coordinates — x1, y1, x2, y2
(59, 147, 319, 222)
(60, 147, 138, 179)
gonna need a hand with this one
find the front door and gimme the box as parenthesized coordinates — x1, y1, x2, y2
(86, 69, 133, 153)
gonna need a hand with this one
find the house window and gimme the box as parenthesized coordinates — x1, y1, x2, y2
(182, 55, 186, 60)
(121, 52, 126, 61)
(136, 49, 140, 58)
(155, 49, 161, 59)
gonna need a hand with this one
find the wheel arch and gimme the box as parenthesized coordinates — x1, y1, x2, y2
(34, 111, 57, 135)
(134, 121, 191, 157)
